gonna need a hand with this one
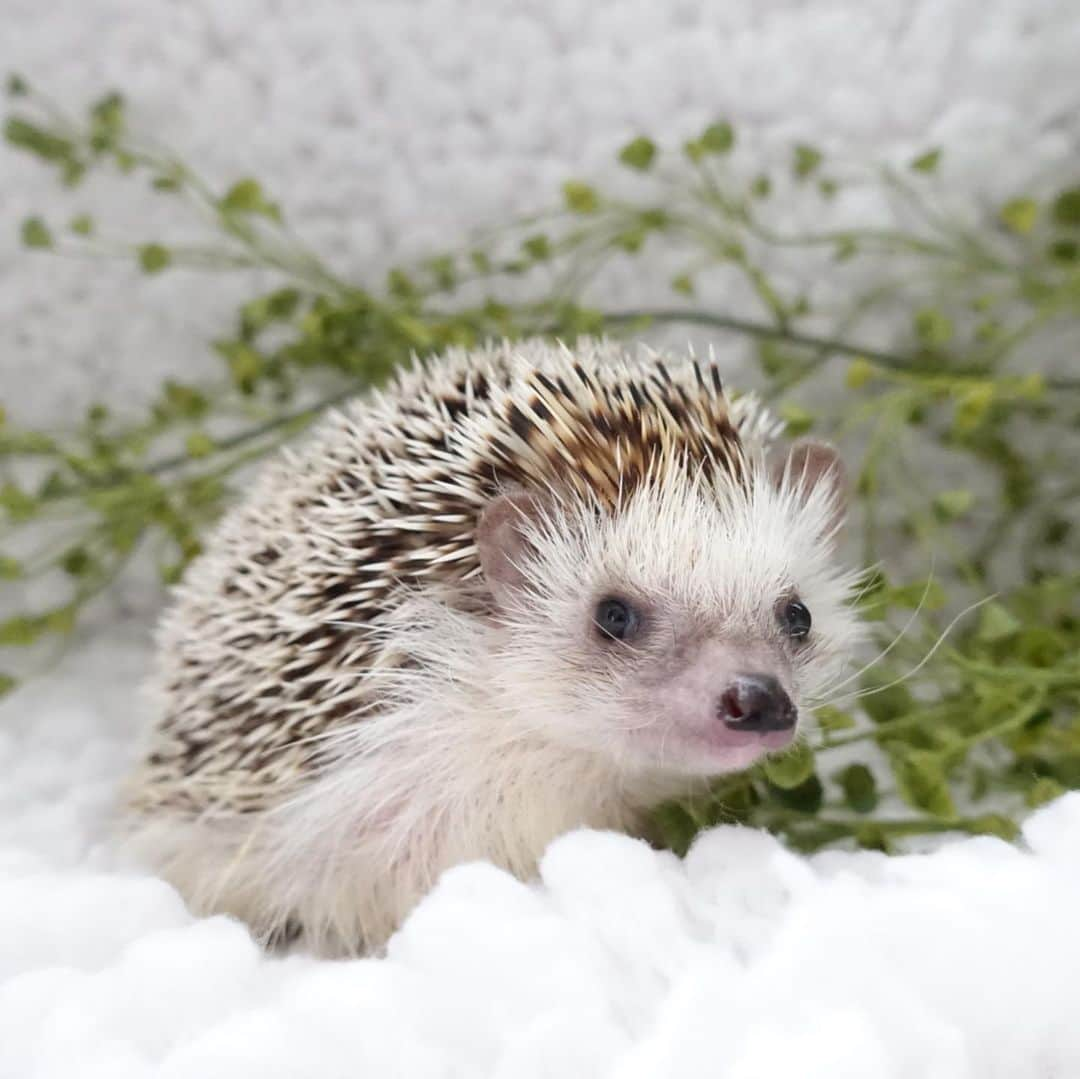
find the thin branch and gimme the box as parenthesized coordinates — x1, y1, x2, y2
(602, 308, 1080, 391)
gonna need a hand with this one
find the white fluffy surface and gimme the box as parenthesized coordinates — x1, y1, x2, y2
(3, 1, 1080, 1076)
(4, 630, 1080, 1077)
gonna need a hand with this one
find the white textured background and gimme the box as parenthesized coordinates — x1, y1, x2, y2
(4, 0, 1080, 424)
(2, 3, 1080, 1076)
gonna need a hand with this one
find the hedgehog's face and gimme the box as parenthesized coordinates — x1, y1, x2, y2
(477, 441, 862, 779)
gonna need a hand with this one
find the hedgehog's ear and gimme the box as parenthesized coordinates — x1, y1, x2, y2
(772, 440, 847, 541)
(476, 488, 549, 610)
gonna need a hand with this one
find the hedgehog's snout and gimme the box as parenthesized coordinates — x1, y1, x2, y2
(717, 673, 796, 734)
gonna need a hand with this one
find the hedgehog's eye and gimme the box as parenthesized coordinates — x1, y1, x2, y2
(779, 598, 812, 640)
(594, 597, 640, 642)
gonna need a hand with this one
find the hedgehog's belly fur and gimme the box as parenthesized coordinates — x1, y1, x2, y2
(123, 724, 667, 956)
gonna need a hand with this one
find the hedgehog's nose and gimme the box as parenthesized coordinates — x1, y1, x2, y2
(718, 674, 796, 733)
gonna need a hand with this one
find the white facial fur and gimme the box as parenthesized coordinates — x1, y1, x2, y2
(479, 445, 863, 778)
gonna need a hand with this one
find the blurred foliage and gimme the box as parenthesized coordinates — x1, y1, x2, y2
(3, 79, 1079, 853)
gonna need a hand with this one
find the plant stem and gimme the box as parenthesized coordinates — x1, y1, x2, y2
(602, 308, 1080, 391)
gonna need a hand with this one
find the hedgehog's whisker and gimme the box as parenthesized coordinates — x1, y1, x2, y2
(813, 560, 939, 702)
(811, 594, 992, 712)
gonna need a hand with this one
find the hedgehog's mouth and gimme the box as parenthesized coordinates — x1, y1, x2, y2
(632, 719, 796, 776)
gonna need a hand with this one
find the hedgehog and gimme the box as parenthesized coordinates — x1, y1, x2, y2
(123, 336, 861, 956)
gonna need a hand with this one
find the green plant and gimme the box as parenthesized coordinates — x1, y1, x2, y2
(3, 79, 1078, 853)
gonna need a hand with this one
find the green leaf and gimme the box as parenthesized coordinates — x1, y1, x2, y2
(220, 178, 281, 221)
(975, 601, 1021, 643)
(387, 269, 417, 300)
(913, 307, 953, 345)
(845, 357, 874, 389)
(768, 773, 824, 813)
(426, 255, 456, 290)
(891, 749, 956, 818)
(562, 180, 599, 214)
(0, 482, 37, 522)
(0, 673, 15, 698)
(185, 431, 215, 459)
(778, 403, 814, 436)
(750, 174, 771, 199)
(650, 801, 702, 858)
(933, 489, 974, 519)
(240, 288, 302, 335)
(838, 764, 878, 813)
(61, 546, 94, 577)
(792, 143, 822, 179)
(161, 381, 208, 420)
(910, 148, 942, 173)
(833, 235, 858, 261)
(6, 73, 29, 97)
(854, 824, 891, 853)
(1051, 186, 1080, 228)
(0, 556, 22, 579)
(859, 676, 915, 725)
(999, 197, 1038, 235)
(20, 216, 53, 249)
(818, 178, 838, 199)
(618, 136, 657, 171)
(214, 340, 263, 392)
(615, 227, 646, 253)
(670, 273, 694, 297)
(764, 741, 816, 789)
(521, 234, 551, 261)
(954, 383, 995, 432)
(45, 606, 76, 636)
(887, 578, 946, 611)
(700, 121, 734, 155)
(683, 138, 705, 163)
(138, 243, 172, 274)
(88, 91, 125, 151)
(69, 214, 94, 236)
(0, 615, 43, 647)
(1048, 238, 1078, 263)
(970, 815, 1019, 841)
(815, 706, 856, 732)
(4, 116, 74, 162)
(1026, 777, 1066, 808)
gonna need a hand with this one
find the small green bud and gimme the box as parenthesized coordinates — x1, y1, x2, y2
(999, 197, 1038, 235)
(845, 357, 874, 388)
(975, 602, 1022, 643)
(792, 143, 822, 179)
(1051, 186, 1080, 227)
(764, 742, 816, 789)
(521, 234, 551, 261)
(21, 216, 53, 248)
(699, 121, 734, 154)
(617, 136, 656, 171)
(562, 180, 599, 214)
(913, 307, 953, 346)
(185, 431, 214, 459)
(138, 243, 172, 273)
(909, 148, 942, 173)
(932, 489, 974, 520)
